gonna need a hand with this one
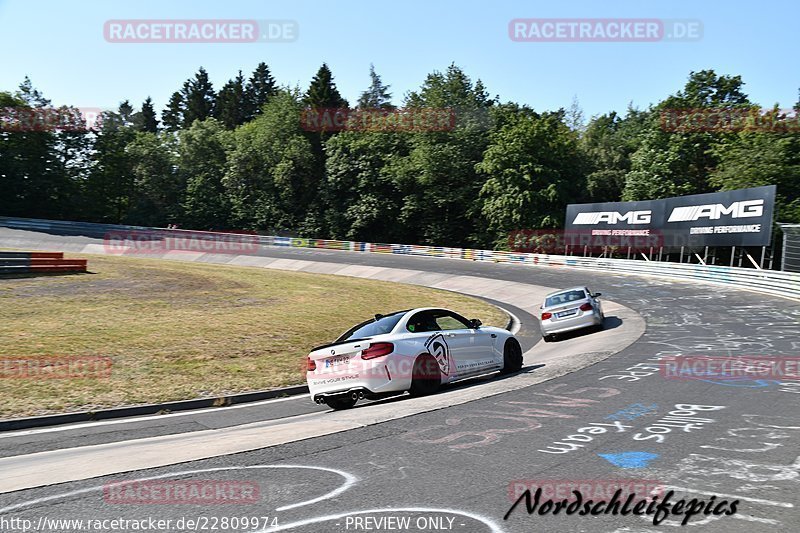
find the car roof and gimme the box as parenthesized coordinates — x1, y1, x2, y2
(544, 286, 587, 298)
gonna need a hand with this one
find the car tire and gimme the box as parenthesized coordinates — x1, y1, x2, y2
(409, 354, 441, 396)
(501, 338, 523, 374)
(323, 396, 357, 410)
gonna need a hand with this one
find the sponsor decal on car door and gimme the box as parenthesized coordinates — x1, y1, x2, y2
(425, 333, 451, 376)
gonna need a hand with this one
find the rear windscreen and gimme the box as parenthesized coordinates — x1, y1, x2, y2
(336, 312, 406, 341)
(545, 290, 587, 307)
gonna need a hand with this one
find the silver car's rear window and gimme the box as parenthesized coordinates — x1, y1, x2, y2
(545, 290, 587, 307)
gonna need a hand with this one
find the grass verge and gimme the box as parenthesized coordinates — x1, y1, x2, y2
(0, 253, 507, 417)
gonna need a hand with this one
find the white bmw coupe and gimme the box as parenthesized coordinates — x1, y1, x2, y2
(306, 307, 523, 409)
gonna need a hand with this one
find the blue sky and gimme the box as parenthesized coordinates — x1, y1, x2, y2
(1, 0, 798, 119)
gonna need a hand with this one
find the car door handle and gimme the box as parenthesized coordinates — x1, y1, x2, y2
(447, 333, 457, 338)
(490, 333, 497, 338)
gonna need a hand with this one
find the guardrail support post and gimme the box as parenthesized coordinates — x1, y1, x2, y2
(658, 246, 663, 262)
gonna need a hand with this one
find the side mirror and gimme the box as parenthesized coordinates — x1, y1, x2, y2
(469, 318, 482, 329)
(592, 292, 602, 298)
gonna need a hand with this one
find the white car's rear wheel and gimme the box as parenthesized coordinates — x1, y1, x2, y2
(409, 354, 441, 396)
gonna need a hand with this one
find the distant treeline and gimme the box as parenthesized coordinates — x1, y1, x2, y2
(1, 63, 798, 249)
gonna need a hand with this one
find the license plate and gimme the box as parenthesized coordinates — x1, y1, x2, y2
(556, 309, 577, 318)
(324, 356, 350, 369)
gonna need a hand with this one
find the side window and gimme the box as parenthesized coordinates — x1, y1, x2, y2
(406, 311, 441, 333)
(434, 311, 471, 331)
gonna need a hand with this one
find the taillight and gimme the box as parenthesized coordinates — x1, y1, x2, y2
(541, 312, 552, 320)
(580, 303, 593, 311)
(306, 356, 316, 371)
(362, 342, 394, 360)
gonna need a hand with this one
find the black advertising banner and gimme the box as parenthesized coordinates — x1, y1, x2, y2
(565, 185, 776, 248)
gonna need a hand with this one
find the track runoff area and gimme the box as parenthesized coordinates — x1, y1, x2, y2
(1, 186, 798, 533)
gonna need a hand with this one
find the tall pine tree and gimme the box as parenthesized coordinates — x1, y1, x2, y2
(183, 67, 216, 126)
(162, 91, 185, 132)
(304, 63, 348, 109)
(244, 62, 277, 120)
(215, 71, 247, 129)
(134, 97, 159, 132)
(357, 64, 393, 109)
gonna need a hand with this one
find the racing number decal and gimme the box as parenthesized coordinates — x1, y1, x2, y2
(425, 333, 450, 376)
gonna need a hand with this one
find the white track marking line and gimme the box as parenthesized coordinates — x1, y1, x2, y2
(0, 465, 356, 515)
(0, 395, 306, 439)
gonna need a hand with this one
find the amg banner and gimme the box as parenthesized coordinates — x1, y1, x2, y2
(565, 185, 776, 248)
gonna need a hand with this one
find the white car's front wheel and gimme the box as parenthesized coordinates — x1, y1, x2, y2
(501, 338, 523, 374)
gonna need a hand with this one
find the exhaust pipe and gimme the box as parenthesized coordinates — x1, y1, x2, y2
(358, 391, 365, 399)
(351, 392, 359, 401)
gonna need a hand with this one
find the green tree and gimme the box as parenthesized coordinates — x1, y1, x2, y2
(183, 67, 216, 125)
(0, 81, 80, 219)
(180, 119, 232, 229)
(357, 64, 393, 109)
(394, 64, 494, 247)
(322, 131, 409, 240)
(477, 108, 585, 246)
(127, 132, 180, 225)
(304, 63, 348, 110)
(162, 90, 185, 132)
(581, 107, 648, 202)
(224, 90, 316, 231)
(710, 125, 800, 222)
(134, 97, 159, 132)
(82, 104, 143, 223)
(244, 62, 277, 119)
(215, 72, 247, 129)
(624, 70, 752, 201)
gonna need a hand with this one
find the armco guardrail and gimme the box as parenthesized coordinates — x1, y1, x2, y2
(2, 216, 799, 301)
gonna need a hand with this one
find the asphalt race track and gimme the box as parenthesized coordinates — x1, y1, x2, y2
(1, 227, 799, 533)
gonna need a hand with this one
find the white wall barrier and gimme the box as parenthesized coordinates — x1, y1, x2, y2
(2, 216, 799, 301)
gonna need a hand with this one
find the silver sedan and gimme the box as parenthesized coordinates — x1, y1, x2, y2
(539, 286, 604, 342)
